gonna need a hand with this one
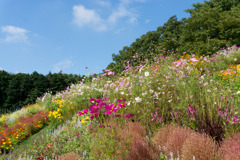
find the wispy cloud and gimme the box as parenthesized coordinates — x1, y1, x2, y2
(1, 26, 28, 43)
(0, 67, 3, 71)
(145, 19, 150, 24)
(73, 0, 146, 31)
(95, 0, 111, 7)
(53, 60, 73, 73)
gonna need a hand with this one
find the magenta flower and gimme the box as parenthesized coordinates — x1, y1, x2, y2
(96, 98, 103, 102)
(85, 67, 88, 69)
(99, 124, 105, 128)
(187, 105, 195, 114)
(118, 103, 126, 108)
(78, 109, 88, 116)
(117, 98, 126, 103)
(232, 115, 239, 124)
(151, 110, 163, 122)
(90, 115, 95, 119)
(90, 98, 96, 103)
(124, 114, 134, 118)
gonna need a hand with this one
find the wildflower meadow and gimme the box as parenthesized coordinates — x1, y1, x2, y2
(0, 46, 240, 159)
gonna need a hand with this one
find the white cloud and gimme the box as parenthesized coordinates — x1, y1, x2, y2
(53, 60, 73, 73)
(0, 67, 3, 71)
(1, 26, 28, 43)
(73, 5, 107, 31)
(73, 0, 146, 31)
(95, 0, 111, 7)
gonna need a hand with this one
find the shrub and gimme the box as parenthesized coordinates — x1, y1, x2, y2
(165, 126, 192, 159)
(59, 152, 81, 160)
(181, 132, 221, 160)
(152, 124, 176, 153)
(120, 121, 159, 160)
(125, 139, 159, 160)
(220, 133, 240, 160)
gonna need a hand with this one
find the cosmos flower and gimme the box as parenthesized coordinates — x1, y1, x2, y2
(144, 71, 149, 77)
(135, 97, 142, 103)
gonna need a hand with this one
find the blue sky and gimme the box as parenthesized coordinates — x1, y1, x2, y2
(0, 0, 205, 76)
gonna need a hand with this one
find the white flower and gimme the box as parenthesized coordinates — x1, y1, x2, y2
(120, 91, 124, 95)
(135, 97, 142, 103)
(144, 71, 149, 77)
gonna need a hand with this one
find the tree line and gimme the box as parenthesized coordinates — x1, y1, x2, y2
(107, 0, 240, 74)
(0, 71, 83, 114)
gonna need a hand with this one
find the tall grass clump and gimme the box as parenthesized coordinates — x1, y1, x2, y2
(181, 132, 221, 160)
(219, 133, 240, 160)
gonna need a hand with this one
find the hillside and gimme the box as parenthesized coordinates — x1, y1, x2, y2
(107, 0, 240, 74)
(0, 46, 239, 159)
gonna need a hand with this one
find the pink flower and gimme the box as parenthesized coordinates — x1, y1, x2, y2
(85, 67, 88, 69)
(108, 71, 115, 75)
(190, 58, 198, 62)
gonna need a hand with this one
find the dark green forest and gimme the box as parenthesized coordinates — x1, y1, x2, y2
(0, 71, 83, 114)
(107, 0, 240, 74)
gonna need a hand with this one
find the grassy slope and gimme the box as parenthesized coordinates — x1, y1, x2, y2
(0, 46, 240, 159)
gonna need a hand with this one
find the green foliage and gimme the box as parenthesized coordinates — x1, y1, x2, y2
(0, 71, 83, 114)
(107, 0, 240, 74)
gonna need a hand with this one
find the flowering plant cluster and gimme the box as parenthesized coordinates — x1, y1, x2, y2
(0, 111, 49, 153)
(218, 64, 240, 81)
(78, 98, 134, 127)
